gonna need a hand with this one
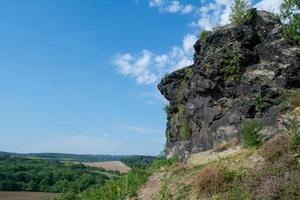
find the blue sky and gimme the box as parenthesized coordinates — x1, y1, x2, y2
(0, 0, 282, 155)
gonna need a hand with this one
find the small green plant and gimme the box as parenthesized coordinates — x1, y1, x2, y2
(287, 118, 300, 148)
(241, 119, 263, 147)
(280, 0, 300, 43)
(199, 30, 209, 42)
(151, 157, 176, 170)
(221, 53, 243, 78)
(176, 80, 186, 102)
(185, 67, 193, 78)
(170, 104, 185, 128)
(229, 0, 253, 25)
(278, 89, 300, 112)
(251, 92, 266, 112)
(170, 112, 179, 127)
(180, 121, 191, 140)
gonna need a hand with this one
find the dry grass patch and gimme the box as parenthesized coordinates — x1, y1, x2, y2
(291, 96, 300, 108)
(194, 166, 226, 195)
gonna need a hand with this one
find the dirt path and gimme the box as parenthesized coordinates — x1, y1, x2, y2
(135, 171, 165, 200)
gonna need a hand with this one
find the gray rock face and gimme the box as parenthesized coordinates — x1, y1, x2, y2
(158, 10, 300, 160)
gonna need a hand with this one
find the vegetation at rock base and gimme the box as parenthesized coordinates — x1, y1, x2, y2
(280, 0, 300, 43)
(229, 0, 253, 25)
(241, 119, 263, 147)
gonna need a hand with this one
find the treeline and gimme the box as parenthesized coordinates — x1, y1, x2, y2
(0, 151, 156, 164)
(0, 156, 117, 193)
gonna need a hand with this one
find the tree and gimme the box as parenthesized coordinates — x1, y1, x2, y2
(229, 0, 252, 25)
(280, 0, 300, 43)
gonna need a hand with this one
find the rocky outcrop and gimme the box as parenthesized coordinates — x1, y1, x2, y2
(158, 9, 300, 160)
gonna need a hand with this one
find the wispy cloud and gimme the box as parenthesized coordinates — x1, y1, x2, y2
(149, 0, 195, 14)
(128, 126, 163, 134)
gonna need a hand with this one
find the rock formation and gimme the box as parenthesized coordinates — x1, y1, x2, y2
(158, 9, 300, 160)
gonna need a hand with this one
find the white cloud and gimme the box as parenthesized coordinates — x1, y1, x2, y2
(183, 33, 197, 53)
(113, 32, 197, 84)
(254, 0, 284, 14)
(191, 0, 232, 31)
(149, 0, 194, 14)
(113, 50, 158, 84)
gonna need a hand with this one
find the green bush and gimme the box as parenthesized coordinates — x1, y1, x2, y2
(170, 112, 179, 127)
(251, 92, 266, 112)
(76, 167, 150, 200)
(199, 30, 210, 42)
(280, 0, 300, 43)
(221, 53, 243, 78)
(241, 119, 263, 147)
(185, 67, 194, 78)
(180, 121, 191, 140)
(229, 0, 253, 25)
(151, 157, 176, 170)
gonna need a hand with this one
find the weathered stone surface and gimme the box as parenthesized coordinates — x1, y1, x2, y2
(158, 9, 300, 160)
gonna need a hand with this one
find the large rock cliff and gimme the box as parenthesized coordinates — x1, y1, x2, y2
(158, 9, 300, 160)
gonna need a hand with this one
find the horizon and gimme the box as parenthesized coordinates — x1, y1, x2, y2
(0, 0, 283, 155)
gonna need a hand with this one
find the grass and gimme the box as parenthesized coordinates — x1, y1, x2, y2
(180, 121, 191, 140)
(241, 119, 263, 147)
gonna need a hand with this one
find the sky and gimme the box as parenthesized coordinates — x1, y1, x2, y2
(0, 0, 283, 155)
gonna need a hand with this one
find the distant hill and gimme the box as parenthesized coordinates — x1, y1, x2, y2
(0, 151, 156, 167)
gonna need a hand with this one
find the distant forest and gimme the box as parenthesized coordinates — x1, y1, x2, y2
(0, 156, 119, 193)
(0, 151, 156, 167)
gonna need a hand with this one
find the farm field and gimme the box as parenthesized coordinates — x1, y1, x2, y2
(0, 192, 59, 200)
(77, 161, 131, 173)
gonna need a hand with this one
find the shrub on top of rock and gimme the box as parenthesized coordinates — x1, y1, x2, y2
(229, 0, 253, 25)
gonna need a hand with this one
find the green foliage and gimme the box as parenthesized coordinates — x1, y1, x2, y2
(185, 67, 194, 78)
(171, 112, 179, 127)
(170, 104, 185, 127)
(0, 156, 113, 193)
(199, 30, 209, 42)
(221, 53, 244, 78)
(280, 0, 300, 43)
(177, 79, 186, 102)
(287, 118, 300, 148)
(121, 156, 156, 168)
(250, 92, 267, 112)
(150, 157, 176, 170)
(241, 119, 263, 147)
(283, 14, 300, 43)
(229, 0, 253, 25)
(75, 167, 150, 200)
(180, 121, 191, 140)
(278, 89, 300, 112)
(160, 177, 173, 200)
